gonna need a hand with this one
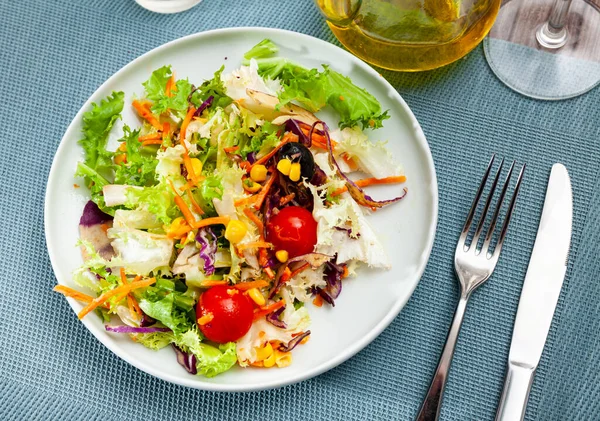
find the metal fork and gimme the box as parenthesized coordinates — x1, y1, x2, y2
(416, 155, 525, 421)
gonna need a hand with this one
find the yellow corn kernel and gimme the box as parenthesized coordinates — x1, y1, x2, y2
(250, 164, 268, 182)
(190, 158, 203, 176)
(277, 158, 292, 176)
(275, 250, 289, 263)
(118, 142, 127, 152)
(263, 351, 276, 368)
(114, 153, 127, 165)
(243, 179, 262, 193)
(182, 230, 195, 245)
(225, 219, 247, 243)
(274, 349, 292, 368)
(289, 163, 301, 182)
(247, 288, 266, 306)
(255, 342, 273, 362)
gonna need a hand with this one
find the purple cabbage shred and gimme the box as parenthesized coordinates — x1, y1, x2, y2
(104, 325, 170, 334)
(266, 305, 287, 329)
(193, 95, 214, 117)
(172, 344, 197, 375)
(279, 331, 311, 352)
(80, 200, 112, 227)
(196, 228, 218, 275)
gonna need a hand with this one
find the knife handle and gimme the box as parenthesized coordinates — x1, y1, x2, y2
(495, 362, 536, 421)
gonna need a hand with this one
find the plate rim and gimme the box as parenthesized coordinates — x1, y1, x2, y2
(44, 26, 438, 392)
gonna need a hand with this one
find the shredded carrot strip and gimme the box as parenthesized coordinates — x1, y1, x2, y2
(299, 126, 337, 149)
(185, 188, 205, 216)
(140, 139, 164, 147)
(236, 241, 273, 251)
(253, 300, 286, 320)
(223, 146, 239, 153)
(138, 133, 162, 141)
(239, 161, 252, 172)
(197, 313, 214, 325)
(168, 180, 197, 227)
(279, 267, 293, 284)
(179, 107, 197, 152)
(126, 295, 139, 320)
(199, 280, 229, 288)
(165, 74, 176, 97)
(234, 195, 257, 207)
(253, 172, 276, 210)
(132, 100, 162, 130)
(342, 266, 349, 279)
(331, 175, 407, 197)
(251, 133, 298, 169)
(234, 280, 270, 291)
(289, 263, 310, 280)
(78, 278, 156, 319)
(53, 285, 108, 308)
(312, 295, 323, 307)
(243, 208, 264, 238)
(264, 267, 275, 280)
(279, 193, 295, 206)
(342, 154, 358, 171)
(182, 153, 199, 186)
(192, 216, 230, 230)
(258, 248, 268, 267)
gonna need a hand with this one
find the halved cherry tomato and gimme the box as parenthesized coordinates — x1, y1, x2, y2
(196, 285, 254, 343)
(266, 206, 318, 258)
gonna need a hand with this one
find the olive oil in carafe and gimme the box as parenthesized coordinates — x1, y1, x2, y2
(318, 0, 501, 71)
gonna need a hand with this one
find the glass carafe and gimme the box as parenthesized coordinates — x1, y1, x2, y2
(315, 0, 501, 71)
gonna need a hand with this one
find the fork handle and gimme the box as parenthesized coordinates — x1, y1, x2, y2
(416, 294, 470, 421)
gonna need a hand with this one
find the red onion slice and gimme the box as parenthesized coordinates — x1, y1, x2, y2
(279, 331, 311, 352)
(105, 325, 170, 334)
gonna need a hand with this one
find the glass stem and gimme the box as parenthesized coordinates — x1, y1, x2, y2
(536, 0, 573, 49)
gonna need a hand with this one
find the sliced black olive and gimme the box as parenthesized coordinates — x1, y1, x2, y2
(277, 142, 315, 180)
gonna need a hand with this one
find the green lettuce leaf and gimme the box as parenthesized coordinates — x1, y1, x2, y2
(244, 40, 389, 129)
(125, 183, 178, 224)
(143, 65, 193, 119)
(196, 173, 223, 215)
(137, 279, 195, 334)
(190, 65, 233, 111)
(113, 125, 158, 187)
(134, 331, 175, 350)
(243, 39, 278, 60)
(78, 91, 124, 171)
(175, 328, 237, 377)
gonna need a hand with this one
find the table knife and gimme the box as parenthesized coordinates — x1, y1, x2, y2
(495, 163, 573, 421)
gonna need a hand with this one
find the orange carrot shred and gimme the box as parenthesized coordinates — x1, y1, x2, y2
(168, 180, 197, 227)
(253, 300, 285, 321)
(132, 100, 162, 130)
(313, 295, 323, 307)
(53, 285, 109, 308)
(165, 74, 176, 97)
(289, 262, 310, 280)
(138, 133, 162, 142)
(264, 267, 275, 280)
(192, 216, 230, 230)
(140, 139, 164, 147)
(233, 280, 270, 291)
(179, 107, 197, 152)
(236, 241, 273, 251)
(162, 122, 171, 146)
(250, 133, 298, 169)
(199, 280, 229, 288)
(223, 146, 239, 153)
(253, 172, 276, 210)
(279, 193, 295, 206)
(243, 208, 264, 238)
(77, 277, 156, 319)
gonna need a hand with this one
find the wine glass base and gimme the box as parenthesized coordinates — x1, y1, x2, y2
(483, 0, 600, 100)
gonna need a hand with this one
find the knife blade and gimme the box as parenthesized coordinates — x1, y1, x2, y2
(495, 163, 573, 421)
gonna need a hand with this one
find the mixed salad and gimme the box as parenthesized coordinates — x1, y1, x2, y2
(54, 39, 407, 377)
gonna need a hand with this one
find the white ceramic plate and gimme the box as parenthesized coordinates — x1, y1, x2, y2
(45, 27, 438, 391)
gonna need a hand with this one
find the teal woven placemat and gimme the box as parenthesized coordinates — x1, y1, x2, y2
(2, 1, 600, 420)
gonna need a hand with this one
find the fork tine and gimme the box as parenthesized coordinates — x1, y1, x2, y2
(493, 163, 525, 256)
(472, 158, 505, 250)
(482, 161, 515, 255)
(459, 155, 495, 245)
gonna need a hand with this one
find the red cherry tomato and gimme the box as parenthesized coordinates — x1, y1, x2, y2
(266, 206, 318, 258)
(196, 285, 254, 343)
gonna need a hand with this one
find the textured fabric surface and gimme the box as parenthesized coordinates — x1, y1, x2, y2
(2, 1, 600, 420)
